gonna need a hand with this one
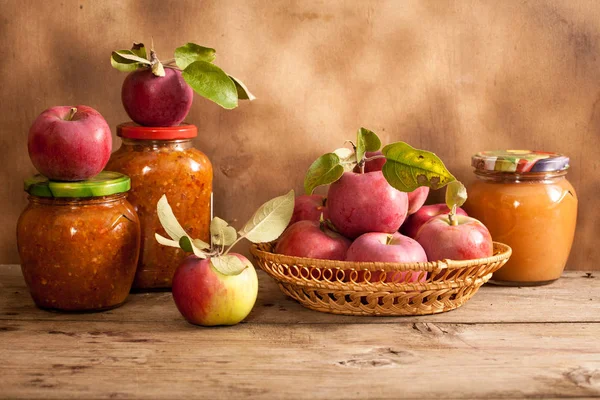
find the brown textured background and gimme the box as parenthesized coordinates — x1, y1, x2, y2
(0, 0, 598, 269)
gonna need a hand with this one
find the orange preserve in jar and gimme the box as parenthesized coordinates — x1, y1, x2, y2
(106, 123, 212, 289)
(17, 172, 141, 311)
(465, 150, 577, 286)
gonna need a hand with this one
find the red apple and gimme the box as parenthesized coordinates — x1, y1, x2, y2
(289, 194, 328, 226)
(28, 105, 112, 181)
(415, 214, 493, 261)
(401, 204, 468, 239)
(346, 232, 427, 282)
(327, 171, 409, 239)
(364, 151, 430, 215)
(122, 68, 193, 127)
(275, 220, 351, 261)
(171, 254, 258, 326)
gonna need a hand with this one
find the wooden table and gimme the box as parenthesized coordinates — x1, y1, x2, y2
(1, 265, 599, 399)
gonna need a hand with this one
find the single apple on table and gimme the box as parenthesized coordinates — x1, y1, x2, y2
(327, 171, 409, 239)
(172, 254, 258, 326)
(275, 220, 351, 261)
(346, 232, 428, 282)
(288, 194, 328, 226)
(401, 204, 468, 239)
(415, 214, 493, 261)
(364, 150, 430, 215)
(28, 105, 112, 181)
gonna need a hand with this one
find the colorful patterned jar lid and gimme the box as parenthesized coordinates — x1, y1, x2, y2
(25, 171, 131, 198)
(472, 150, 570, 173)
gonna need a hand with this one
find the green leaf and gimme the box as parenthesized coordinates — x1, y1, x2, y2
(155, 233, 180, 248)
(238, 190, 295, 243)
(210, 217, 238, 246)
(381, 142, 456, 192)
(175, 43, 216, 69)
(229, 75, 256, 101)
(333, 147, 356, 172)
(179, 236, 208, 259)
(111, 50, 151, 72)
(156, 194, 189, 241)
(356, 127, 382, 163)
(303, 153, 344, 195)
(210, 255, 248, 276)
(182, 61, 238, 109)
(445, 180, 467, 209)
(131, 42, 147, 59)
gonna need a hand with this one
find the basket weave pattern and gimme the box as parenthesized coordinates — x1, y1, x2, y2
(250, 242, 512, 316)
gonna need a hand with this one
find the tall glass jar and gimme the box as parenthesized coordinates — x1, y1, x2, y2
(106, 123, 212, 290)
(17, 172, 140, 311)
(465, 150, 578, 286)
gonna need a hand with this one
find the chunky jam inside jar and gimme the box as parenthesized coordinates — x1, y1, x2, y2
(106, 138, 212, 289)
(17, 194, 140, 311)
(466, 171, 577, 285)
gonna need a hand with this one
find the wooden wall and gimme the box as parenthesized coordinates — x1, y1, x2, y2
(1, 0, 598, 269)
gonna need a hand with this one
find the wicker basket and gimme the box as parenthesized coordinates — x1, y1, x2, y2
(250, 241, 512, 316)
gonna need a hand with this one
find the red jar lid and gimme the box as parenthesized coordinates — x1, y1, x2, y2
(117, 122, 197, 140)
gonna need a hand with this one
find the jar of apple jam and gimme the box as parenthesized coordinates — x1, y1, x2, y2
(465, 150, 577, 286)
(106, 123, 212, 290)
(17, 172, 140, 311)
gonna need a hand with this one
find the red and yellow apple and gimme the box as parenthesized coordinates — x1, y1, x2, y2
(171, 254, 258, 326)
(401, 204, 468, 239)
(288, 194, 328, 226)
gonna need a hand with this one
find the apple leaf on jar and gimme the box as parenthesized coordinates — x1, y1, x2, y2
(382, 142, 456, 192)
(229, 75, 256, 101)
(210, 217, 238, 246)
(356, 127, 382, 163)
(304, 153, 344, 195)
(157, 194, 189, 241)
(182, 61, 239, 109)
(174, 43, 216, 69)
(445, 180, 467, 209)
(211, 255, 247, 276)
(111, 50, 151, 72)
(238, 190, 295, 243)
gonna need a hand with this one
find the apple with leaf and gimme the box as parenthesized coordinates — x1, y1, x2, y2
(155, 190, 294, 326)
(304, 128, 459, 239)
(111, 42, 255, 127)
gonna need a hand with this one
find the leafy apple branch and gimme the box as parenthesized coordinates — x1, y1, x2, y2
(111, 42, 255, 110)
(155, 190, 294, 276)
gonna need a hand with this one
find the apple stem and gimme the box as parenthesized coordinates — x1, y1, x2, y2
(386, 234, 394, 245)
(448, 204, 458, 226)
(66, 107, 77, 121)
(222, 236, 245, 257)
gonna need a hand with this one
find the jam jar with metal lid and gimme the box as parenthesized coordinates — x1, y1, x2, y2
(105, 123, 213, 290)
(465, 150, 578, 286)
(17, 172, 141, 311)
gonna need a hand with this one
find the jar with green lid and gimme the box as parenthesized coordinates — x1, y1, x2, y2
(16, 171, 141, 311)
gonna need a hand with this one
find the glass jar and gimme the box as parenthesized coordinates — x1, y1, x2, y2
(465, 150, 578, 286)
(106, 123, 213, 290)
(17, 172, 140, 311)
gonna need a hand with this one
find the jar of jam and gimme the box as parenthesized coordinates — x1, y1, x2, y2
(17, 172, 140, 311)
(106, 123, 212, 289)
(465, 150, 578, 286)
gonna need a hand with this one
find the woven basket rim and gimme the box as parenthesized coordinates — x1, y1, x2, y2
(250, 241, 512, 272)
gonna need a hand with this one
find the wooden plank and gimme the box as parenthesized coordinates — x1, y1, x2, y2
(0, 320, 598, 399)
(1, 266, 598, 325)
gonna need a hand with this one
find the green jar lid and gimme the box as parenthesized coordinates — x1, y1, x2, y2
(25, 171, 131, 198)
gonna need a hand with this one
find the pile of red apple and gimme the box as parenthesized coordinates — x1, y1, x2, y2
(275, 132, 494, 283)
